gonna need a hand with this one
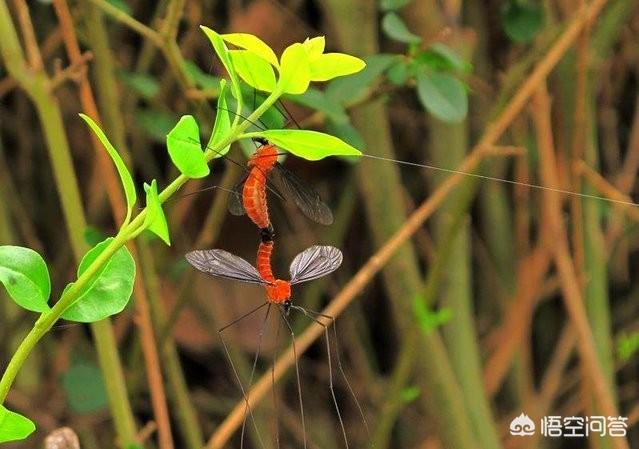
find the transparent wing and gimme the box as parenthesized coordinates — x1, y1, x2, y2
(185, 249, 266, 285)
(272, 163, 334, 225)
(227, 175, 247, 216)
(289, 245, 343, 285)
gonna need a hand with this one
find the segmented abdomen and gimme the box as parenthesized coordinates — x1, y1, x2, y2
(243, 168, 271, 229)
(256, 241, 275, 283)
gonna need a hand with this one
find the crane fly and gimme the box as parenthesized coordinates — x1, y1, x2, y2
(226, 137, 334, 237)
(186, 244, 365, 449)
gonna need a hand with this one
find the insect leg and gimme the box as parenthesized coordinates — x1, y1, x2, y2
(218, 302, 269, 449)
(277, 306, 308, 449)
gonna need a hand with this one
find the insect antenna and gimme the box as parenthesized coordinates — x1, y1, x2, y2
(277, 305, 308, 449)
(218, 302, 270, 449)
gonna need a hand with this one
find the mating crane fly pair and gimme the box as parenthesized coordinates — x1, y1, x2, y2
(184, 133, 358, 448)
(186, 136, 341, 310)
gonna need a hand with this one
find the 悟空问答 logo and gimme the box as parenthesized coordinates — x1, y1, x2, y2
(510, 413, 535, 436)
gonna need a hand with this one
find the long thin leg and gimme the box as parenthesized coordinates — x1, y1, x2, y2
(272, 314, 282, 449)
(293, 306, 372, 447)
(277, 307, 307, 449)
(218, 302, 269, 449)
(291, 306, 349, 449)
(240, 304, 272, 449)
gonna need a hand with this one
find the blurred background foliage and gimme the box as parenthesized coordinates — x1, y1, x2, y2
(1, 0, 639, 448)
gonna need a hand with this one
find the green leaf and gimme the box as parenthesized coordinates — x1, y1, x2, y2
(118, 70, 160, 98)
(167, 115, 210, 179)
(416, 72, 468, 123)
(0, 405, 35, 443)
(83, 226, 108, 247)
(277, 43, 311, 95)
(106, 0, 131, 14)
(380, 0, 413, 11)
(200, 26, 242, 101)
(143, 180, 170, 245)
(183, 60, 221, 90)
(618, 331, 639, 361)
(501, 1, 544, 44)
(254, 129, 362, 161)
(399, 386, 421, 403)
(416, 43, 469, 73)
(381, 12, 421, 44)
(326, 120, 366, 153)
(302, 36, 325, 60)
(61, 238, 135, 323)
(79, 114, 136, 224)
(325, 54, 396, 105)
(386, 58, 410, 85)
(309, 53, 366, 82)
(222, 33, 279, 67)
(286, 88, 348, 123)
(412, 295, 453, 332)
(207, 80, 231, 158)
(136, 108, 177, 142)
(0, 246, 50, 313)
(62, 361, 109, 413)
(229, 50, 277, 92)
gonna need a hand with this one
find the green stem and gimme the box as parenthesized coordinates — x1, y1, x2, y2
(0, 75, 281, 404)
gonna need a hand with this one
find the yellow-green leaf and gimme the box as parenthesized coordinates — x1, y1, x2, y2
(309, 53, 366, 82)
(229, 50, 277, 92)
(79, 114, 136, 224)
(207, 80, 231, 158)
(303, 36, 325, 60)
(0, 405, 35, 443)
(222, 33, 279, 67)
(254, 129, 361, 161)
(277, 43, 310, 95)
(143, 180, 170, 245)
(200, 26, 242, 101)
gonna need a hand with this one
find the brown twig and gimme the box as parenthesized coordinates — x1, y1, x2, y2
(52, 1, 174, 447)
(531, 83, 628, 449)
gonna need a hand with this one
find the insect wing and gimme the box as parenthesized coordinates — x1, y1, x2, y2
(289, 245, 343, 285)
(186, 249, 265, 285)
(227, 176, 247, 216)
(272, 163, 334, 225)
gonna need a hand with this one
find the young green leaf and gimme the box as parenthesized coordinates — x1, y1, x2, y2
(400, 386, 421, 403)
(277, 43, 311, 95)
(222, 33, 279, 67)
(61, 238, 135, 323)
(309, 53, 366, 82)
(303, 36, 325, 59)
(229, 50, 277, 92)
(381, 12, 421, 44)
(416, 43, 469, 73)
(412, 294, 453, 332)
(618, 332, 639, 362)
(79, 114, 136, 224)
(167, 115, 210, 179)
(62, 361, 109, 413)
(0, 246, 50, 313)
(501, 0, 544, 44)
(0, 405, 35, 443)
(416, 72, 468, 123)
(253, 129, 362, 160)
(207, 79, 231, 158)
(143, 180, 171, 246)
(200, 26, 242, 101)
